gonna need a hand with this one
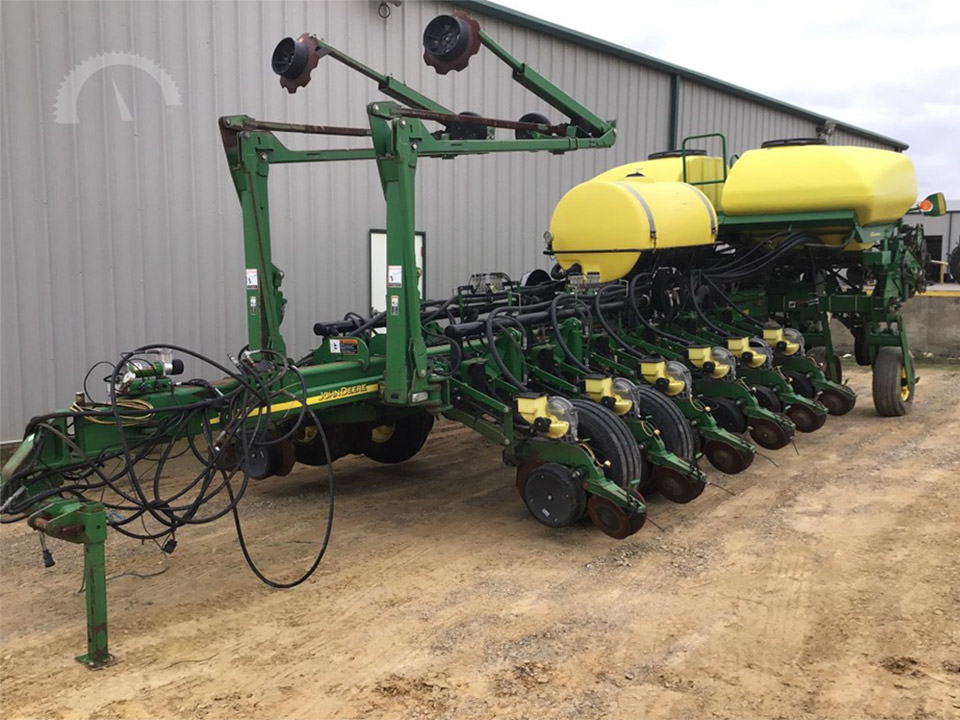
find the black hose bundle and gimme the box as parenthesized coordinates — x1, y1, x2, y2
(1, 343, 335, 588)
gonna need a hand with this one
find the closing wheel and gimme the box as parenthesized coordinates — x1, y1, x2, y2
(274, 439, 296, 476)
(752, 385, 782, 413)
(652, 466, 705, 504)
(587, 495, 646, 539)
(785, 404, 826, 433)
(635, 385, 698, 459)
(362, 412, 435, 464)
(704, 440, 755, 474)
(241, 438, 295, 479)
(518, 463, 586, 528)
(820, 387, 857, 415)
(571, 399, 648, 493)
(749, 418, 792, 450)
(705, 396, 748, 435)
(784, 371, 817, 399)
(872, 347, 915, 416)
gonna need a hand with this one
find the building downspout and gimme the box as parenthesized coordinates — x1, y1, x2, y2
(669, 73, 680, 151)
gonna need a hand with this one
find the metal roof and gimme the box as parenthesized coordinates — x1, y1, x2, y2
(460, 0, 909, 151)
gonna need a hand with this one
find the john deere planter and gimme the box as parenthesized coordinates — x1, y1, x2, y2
(0, 14, 940, 668)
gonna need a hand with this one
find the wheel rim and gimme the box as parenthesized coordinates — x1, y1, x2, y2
(899, 365, 910, 401)
(371, 423, 396, 443)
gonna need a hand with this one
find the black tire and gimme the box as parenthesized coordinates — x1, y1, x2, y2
(872, 348, 915, 417)
(294, 422, 360, 467)
(784, 370, 816, 399)
(362, 412, 435, 464)
(634, 385, 698, 460)
(752, 385, 782, 413)
(571, 399, 649, 493)
(705, 396, 748, 435)
(515, 112, 551, 140)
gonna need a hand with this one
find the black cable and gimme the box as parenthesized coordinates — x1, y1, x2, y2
(2, 342, 335, 588)
(701, 275, 763, 329)
(549, 293, 592, 373)
(592, 283, 646, 361)
(688, 273, 729, 336)
(484, 307, 529, 391)
(227, 405, 334, 588)
(626, 274, 690, 346)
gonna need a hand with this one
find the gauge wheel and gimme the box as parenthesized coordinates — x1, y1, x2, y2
(633, 384, 698, 459)
(570, 399, 648, 493)
(784, 370, 816, 399)
(751, 385, 782, 413)
(704, 396, 748, 435)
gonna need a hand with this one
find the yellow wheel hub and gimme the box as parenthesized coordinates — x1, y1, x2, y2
(900, 365, 910, 401)
(371, 423, 396, 443)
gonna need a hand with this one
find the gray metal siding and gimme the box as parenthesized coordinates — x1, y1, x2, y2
(0, 0, 898, 439)
(829, 128, 893, 149)
(677, 80, 818, 158)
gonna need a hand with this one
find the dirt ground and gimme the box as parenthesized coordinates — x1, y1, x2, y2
(2, 364, 959, 720)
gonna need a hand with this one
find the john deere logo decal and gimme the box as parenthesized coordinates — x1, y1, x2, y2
(54, 52, 183, 125)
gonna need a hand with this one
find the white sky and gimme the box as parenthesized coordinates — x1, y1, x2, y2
(497, 0, 960, 201)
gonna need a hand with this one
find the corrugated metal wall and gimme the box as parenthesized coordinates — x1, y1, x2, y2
(677, 80, 817, 156)
(0, 0, 898, 440)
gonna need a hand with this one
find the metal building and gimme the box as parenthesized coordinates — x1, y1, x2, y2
(0, 0, 908, 440)
(910, 203, 959, 281)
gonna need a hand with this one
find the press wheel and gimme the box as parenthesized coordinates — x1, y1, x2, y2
(587, 495, 646, 539)
(652, 467, 705, 504)
(820, 388, 857, 416)
(749, 418, 792, 450)
(704, 440, 755, 474)
(785, 404, 826, 433)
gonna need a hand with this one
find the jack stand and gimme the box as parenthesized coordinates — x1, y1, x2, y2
(29, 500, 113, 668)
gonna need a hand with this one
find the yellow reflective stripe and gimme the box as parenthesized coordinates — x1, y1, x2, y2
(208, 383, 379, 425)
(864, 288, 960, 298)
(918, 289, 960, 297)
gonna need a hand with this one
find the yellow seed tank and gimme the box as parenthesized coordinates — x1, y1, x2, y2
(549, 177, 717, 282)
(722, 145, 917, 226)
